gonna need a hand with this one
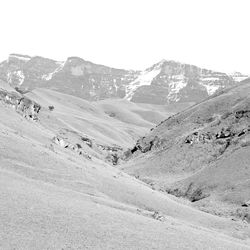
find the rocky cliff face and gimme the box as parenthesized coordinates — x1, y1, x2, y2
(0, 85, 123, 165)
(0, 54, 243, 105)
(0, 88, 41, 120)
(52, 130, 124, 165)
(0, 54, 138, 101)
(125, 60, 237, 104)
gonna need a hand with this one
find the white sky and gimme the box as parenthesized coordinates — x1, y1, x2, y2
(0, 0, 250, 73)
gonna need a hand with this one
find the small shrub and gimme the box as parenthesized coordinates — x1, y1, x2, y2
(48, 105, 55, 111)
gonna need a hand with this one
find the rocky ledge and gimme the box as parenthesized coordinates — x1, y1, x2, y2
(0, 89, 41, 120)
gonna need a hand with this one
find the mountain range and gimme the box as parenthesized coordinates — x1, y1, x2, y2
(1, 53, 250, 249)
(1, 53, 249, 105)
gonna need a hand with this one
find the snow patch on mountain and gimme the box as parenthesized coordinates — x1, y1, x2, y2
(233, 76, 249, 82)
(125, 67, 161, 101)
(7, 70, 25, 85)
(201, 77, 220, 82)
(167, 76, 187, 102)
(8, 54, 31, 62)
(17, 70, 25, 85)
(229, 72, 249, 82)
(199, 82, 220, 95)
(42, 61, 65, 81)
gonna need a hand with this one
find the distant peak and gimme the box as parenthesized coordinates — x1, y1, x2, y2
(229, 71, 248, 77)
(157, 59, 167, 64)
(9, 53, 31, 58)
(8, 53, 31, 62)
(153, 59, 183, 68)
(147, 59, 167, 71)
(147, 59, 181, 71)
(66, 56, 85, 62)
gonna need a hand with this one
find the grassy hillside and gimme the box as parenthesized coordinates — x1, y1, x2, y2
(0, 98, 250, 249)
(121, 82, 250, 220)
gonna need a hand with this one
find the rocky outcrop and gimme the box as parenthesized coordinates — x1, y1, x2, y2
(52, 136, 92, 160)
(52, 134, 125, 164)
(54, 126, 128, 165)
(0, 89, 41, 120)
(184, 131, 213, 144)
(128, 108, 250, 161)
(182, 113, 250, 158)
(124, 136, 164, 158)
(96, 144, 123, 165)
(81, 136, 93, 148)
(242, 200, 250, 207)
(16, 97, 41, 120)
(96, 144, 123, 153)
(166, 183, 210, 203)
(235, 110, 250, 119)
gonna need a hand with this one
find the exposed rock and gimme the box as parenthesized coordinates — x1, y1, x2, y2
(183, 124, 250, 157)
(81, 136, 93, 147)
(53, 137, 69, 148)
(97, 144, 123, 153)
(54, 129, 126, 165)
(166, 183, 210, 203)
(126, 136, 163, 157)
(235, 110, 250, 119)
(242, 201, 250, 207)
(105, 111, 116, 117)
(0, 89, 41, 120)
(52, 136, 92, 160)
(185, 132, 213, 144)
(16, 97, 41, 120)
(97, 144, 123, 165)
(152, 211, 165, 221)
(128, 108, 250, 165)
(215, 128, 234, 139)
(106, 153, 119, 165)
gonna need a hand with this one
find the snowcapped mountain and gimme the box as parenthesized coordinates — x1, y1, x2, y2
(0, 54, 139, 100)
(0, 54, 242, 104)
(124, 60, 237, 104)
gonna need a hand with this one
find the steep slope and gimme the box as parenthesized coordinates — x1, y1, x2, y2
(0, 54, 240, 105)
(125, 60, 237, 104)
(0, 54, 138, 100)
(229, 72, 249, 82)
(1, 90, 250, 249)
(121, 81, 250, 220)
